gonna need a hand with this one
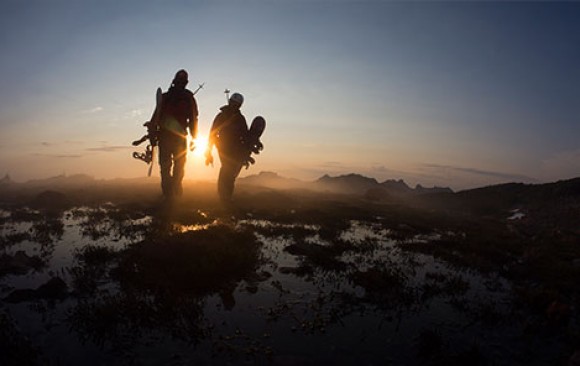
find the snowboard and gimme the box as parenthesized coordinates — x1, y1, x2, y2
(132, 88, 163, 177)
(243, 116, 266, 169)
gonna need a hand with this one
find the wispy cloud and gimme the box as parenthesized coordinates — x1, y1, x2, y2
(55, 154, 83, 158)
(129, 109, 144, 118)
(86, 145, 132, 153)
(422, 164, 536, 183)
(32, 153, 83, 159)
(64, 140, 86, 145)
(83, 106, 104, 114)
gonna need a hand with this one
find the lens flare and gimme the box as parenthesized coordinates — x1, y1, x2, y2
(190, 135, 208, 157)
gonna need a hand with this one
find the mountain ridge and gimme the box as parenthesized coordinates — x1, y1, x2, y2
(238, 171, 454, 196)
(3, 171, 579, 202)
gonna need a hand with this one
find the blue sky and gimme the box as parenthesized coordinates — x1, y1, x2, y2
(1, 0, 579, 189)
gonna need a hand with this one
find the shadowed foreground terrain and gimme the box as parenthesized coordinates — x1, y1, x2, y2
(0, 175, 579, 365)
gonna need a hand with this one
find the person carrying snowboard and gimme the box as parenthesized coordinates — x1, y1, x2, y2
(204, 92, 248, 204)
(155, 69, 199, 198)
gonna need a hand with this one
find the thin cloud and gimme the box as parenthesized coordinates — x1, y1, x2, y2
(32, 153, 83, 158)
(86, 145, 132, 153)
(83, 106, 104, 114)
(129, 109, 144, 118)
(38, 141, 85, 147)
(423, 164, 536, 183)
(55, 154, 83, 158)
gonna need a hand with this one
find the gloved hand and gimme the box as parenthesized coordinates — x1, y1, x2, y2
(189, 139, 195, 152)
(204, 150, 213, 167)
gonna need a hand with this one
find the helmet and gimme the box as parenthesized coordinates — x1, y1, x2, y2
(172, 69, 188, 87)
(229, 92, 244, 107)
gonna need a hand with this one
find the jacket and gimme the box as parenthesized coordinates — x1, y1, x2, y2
(209, 105, 248, 157)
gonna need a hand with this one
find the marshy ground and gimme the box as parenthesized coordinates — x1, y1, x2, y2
(0, 179, 578, 365)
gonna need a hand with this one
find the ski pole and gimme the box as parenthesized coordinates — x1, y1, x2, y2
(193, 82, 205, 95)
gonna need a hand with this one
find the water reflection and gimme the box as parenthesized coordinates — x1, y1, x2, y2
(67, 223, 265, 355)
(0, 204, 574, 364)
(70, 206, 149, 242)
(0, 209, 65, 278)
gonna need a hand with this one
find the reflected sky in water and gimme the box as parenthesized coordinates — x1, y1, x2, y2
(0, 204, 570, 365)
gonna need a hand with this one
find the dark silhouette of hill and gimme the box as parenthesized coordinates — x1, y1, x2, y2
(414, 183, 453, 195)
(1, 172, 578, 229)
(420, 177, 580, 213)
(381, 179, 413, 194)
(23, 174, 96, 188)
(239, 172, 453, 197)
(314, 173, 379, 194)
(413, 177, 580, 237)
(238, 171, 307, 190)
(237, 172, 579, 236)
(312, 173, 453, 196)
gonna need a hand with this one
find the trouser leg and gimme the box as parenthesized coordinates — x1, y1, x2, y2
(218, 153, 243, 202)
(172, 140, 187, 197)
(217, 165, 232, 202)
(158, 138, 173, 197)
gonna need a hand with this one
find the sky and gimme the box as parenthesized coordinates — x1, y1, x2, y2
(0, 0, 579, 190)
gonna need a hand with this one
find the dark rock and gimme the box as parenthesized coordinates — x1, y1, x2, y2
(4, 277, 68, 303)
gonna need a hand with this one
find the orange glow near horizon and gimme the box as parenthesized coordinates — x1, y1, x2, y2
(183, 134, 217, 181)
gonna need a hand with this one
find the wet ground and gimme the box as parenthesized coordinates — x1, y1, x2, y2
(0, 186, 578, 365)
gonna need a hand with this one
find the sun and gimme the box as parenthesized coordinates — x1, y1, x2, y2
(189, 135, 208, 157)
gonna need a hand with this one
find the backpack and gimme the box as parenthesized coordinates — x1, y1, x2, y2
(160, 88, 193, 131)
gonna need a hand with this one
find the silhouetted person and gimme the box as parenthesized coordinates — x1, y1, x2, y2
(205, 92, 248, 204)
(155, 69, 198, 198)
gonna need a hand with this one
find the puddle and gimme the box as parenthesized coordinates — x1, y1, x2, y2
(508, 209, 526, 220)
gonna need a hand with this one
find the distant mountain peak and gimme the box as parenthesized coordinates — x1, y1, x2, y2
(238, 171, 305, 190)
(316, 173, 378, 184)
(255, 171, 280, 178)
(381, 179, 412, 192)
(313, 173, 453, 196)
(415, 184, 453, 194)
(0, 174, 12, 184)
(314, 173, 379, 194)
(24, 173, 95, 186)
